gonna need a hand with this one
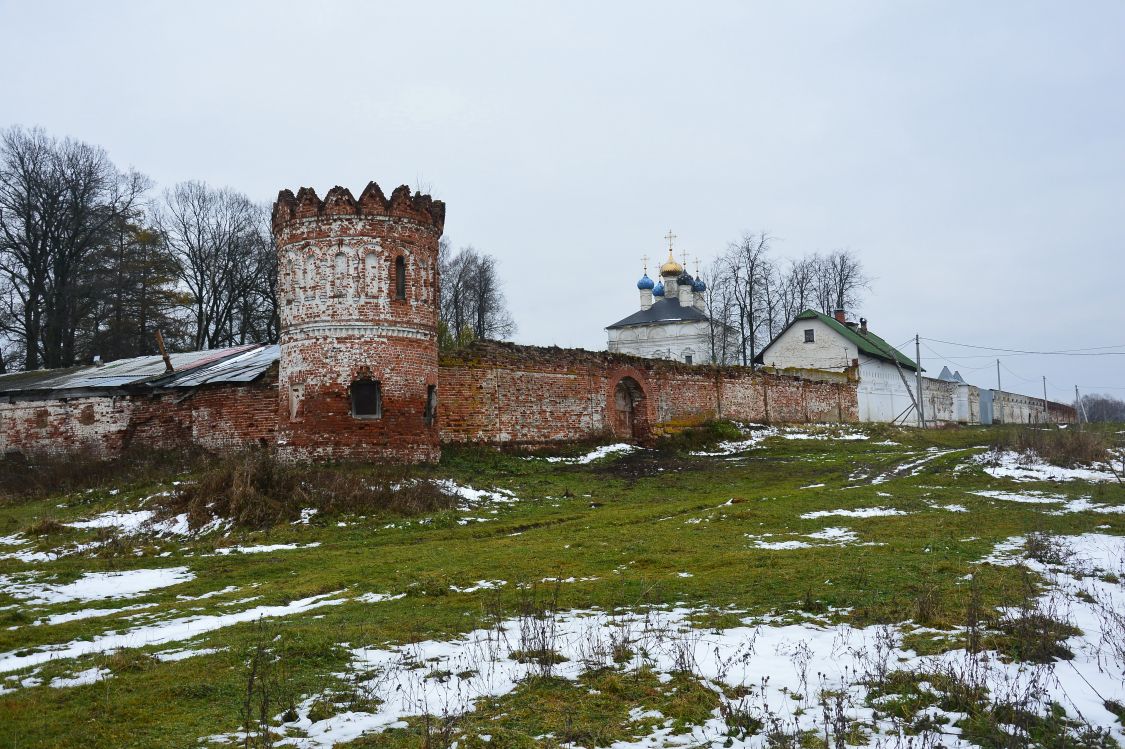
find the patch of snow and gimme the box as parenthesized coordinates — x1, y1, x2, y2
(154, 646, 225, 662)
(0, 567, 194, 605)
(806, 526, 858, 543)
(49, 667, 109, 688)
(213, 542, 321, 555)
(433, 480, 521, 509)
(974, 450, 1120, 483)
(543, 443, 639, 464)
(293, 508, 318, 525)
(782, 428, 869, 441)
(690, 427, 780, 456)
(750, 539, 813, 550)
(972, 489, 1068, 504)
(799, 483, 825, 489)
(800, 507, 906, 520)
(0, 592, 346, 674)
(66, 510, 154, 532)
(214, 531, 1125, 748)
(177, 585, 241, 601)
(355, 592, 406, 604)
(450, 580, 506, 594)
(34, 602, 157, 627)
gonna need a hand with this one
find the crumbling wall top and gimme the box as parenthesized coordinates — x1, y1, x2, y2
(272, 181, 445, 234)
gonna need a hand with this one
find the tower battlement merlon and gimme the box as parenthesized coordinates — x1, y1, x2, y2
(271, 181, 446, 234)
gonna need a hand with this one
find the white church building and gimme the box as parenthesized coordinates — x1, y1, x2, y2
(606, 245, 713, 365)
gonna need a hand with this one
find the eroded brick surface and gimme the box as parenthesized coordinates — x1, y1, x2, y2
(273, 183, 444, 462)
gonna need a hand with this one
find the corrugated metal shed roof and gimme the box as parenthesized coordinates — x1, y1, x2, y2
(162, 345, 279, 387)
(0, 344, 271, 395)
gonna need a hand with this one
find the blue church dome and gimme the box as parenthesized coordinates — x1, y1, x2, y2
(677, 271, 694, 286)
(652, 281, 665, 297)
(692, 277, 706, 292)
(637, 274, 654, 290)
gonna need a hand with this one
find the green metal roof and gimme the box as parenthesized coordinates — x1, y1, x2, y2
(791, 309, 919, 371)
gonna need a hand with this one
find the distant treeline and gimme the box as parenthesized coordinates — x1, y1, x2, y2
(1078, 393, 1125, 423)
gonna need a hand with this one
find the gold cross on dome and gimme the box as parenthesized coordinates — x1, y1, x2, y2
(664, 230, 677, 252)
(641, 254, 649, 272)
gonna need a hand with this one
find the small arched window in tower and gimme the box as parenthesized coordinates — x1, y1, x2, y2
(351, 380, 382, 419)
(395, 256, 406, 300)
(424, 385, 437, 427)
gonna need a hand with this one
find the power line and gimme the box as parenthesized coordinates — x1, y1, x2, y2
(999, 360, 1037, 384)
(920, 337, 1125, 357)
(917, 342, 998, 373)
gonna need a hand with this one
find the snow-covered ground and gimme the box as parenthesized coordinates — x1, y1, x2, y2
(203, 532, 1125, 749)
(0, 591, 347, 674)
(0, 567, 194, 605)
(975, 450, 1121, 483)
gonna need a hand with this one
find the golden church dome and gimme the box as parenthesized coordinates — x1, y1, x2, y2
(659, 249, 683, 277)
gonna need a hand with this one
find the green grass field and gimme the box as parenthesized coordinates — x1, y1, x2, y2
(1, 423, 1123, 748)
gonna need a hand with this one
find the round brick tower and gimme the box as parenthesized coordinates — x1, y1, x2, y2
(272, 182, 445, 462)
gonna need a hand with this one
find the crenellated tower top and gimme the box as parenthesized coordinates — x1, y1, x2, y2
(272, 181, 446, 235)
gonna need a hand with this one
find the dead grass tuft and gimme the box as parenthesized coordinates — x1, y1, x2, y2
(993, 427, 1108, 468)
(24, 517, 66, 535)
(157, 448, 455, 530)
(0, 448, 206, 503)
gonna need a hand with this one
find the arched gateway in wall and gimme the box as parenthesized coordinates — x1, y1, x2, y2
(610, 374, 648, 441)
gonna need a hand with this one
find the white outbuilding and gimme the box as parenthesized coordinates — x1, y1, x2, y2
(756, 309, 925, 424)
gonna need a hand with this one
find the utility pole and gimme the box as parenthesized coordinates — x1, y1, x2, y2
(1076, 386, 1091, 423)
(915, 334, 926, 428)
(996, 359, 1001, 391)
(1042, 375, 1049, 423)
(1075, 385, 1083, 426)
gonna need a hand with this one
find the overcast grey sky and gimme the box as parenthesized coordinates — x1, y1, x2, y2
(2, 0, 1123, 401)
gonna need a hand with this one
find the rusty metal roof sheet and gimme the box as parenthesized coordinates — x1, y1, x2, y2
(161, 345, 279, 387)
(0, 344, 269, 395)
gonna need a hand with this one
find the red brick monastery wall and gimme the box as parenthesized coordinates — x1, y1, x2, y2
(0, 345, 858, 458)
(0, 368, 279, 458)
(438, 341, 858, 445)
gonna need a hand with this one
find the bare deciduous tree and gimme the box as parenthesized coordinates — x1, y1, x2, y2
(160, 181, 274, 350)
(703, 235, 871, 367)
(814, 249, 870, 316)
(438, 243, 516, 349)
(0, 126, 148, 368)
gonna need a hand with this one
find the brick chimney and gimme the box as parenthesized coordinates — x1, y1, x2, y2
(833, 308, 846, 324)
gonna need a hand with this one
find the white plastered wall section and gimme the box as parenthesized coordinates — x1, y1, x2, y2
(858, 358, 921, 424)
(759, 320, 922, 425)
(607, 320, 712, 364)
(758, 318, 856, 372)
